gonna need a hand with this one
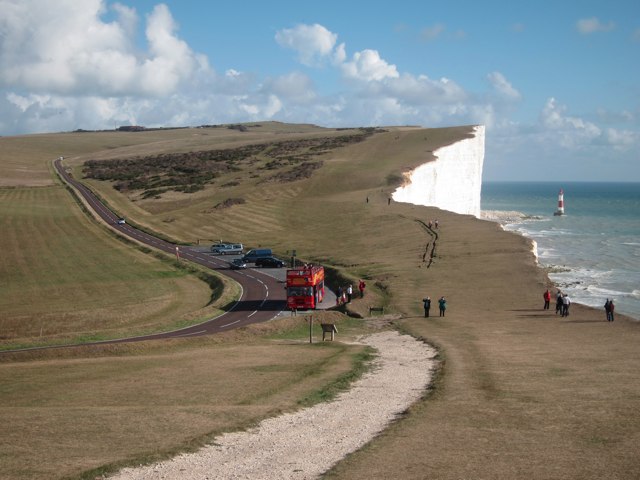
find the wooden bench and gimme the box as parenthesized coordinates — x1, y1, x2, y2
(320, 323, 338, 341)
(369, 306, 384, 315)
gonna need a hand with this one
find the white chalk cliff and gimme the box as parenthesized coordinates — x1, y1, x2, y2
(392, 125, 485, 218)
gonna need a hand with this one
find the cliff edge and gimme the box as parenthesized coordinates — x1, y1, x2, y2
(392, 125, 485, 217)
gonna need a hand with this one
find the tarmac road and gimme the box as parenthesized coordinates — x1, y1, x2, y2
(4, 159, 291, 351)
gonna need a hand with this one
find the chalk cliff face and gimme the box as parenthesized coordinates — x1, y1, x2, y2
(392, 125, 485, 218)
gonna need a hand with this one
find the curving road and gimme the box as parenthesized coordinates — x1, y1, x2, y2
(29, 158, 287, 348)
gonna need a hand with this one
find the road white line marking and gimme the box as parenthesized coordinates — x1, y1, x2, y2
(221, 320, 240, 328)
(176, 330, 206, 337)
(248, 311, 258, 318)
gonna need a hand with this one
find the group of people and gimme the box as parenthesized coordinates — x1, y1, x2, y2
(336, 280, 367, 306)
(543, 288, 572, 316)
(422, 296, 447, 317)
(427, 219, 439, 229)
(604, 298, 616, 322)
(336, 285, 353, 305)
(544, 288, 616, 321)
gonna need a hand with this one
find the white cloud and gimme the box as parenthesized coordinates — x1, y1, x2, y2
(333, 43, 347, 65)
(487, 72, 521, 100)
(381, 73, 466, 105)
(537, 97, 637, 152)
(261, 72, 316, 104)
(1, 10, 638, 181)
(341, 49, 399, 82)
(596, 107, 635, 124)
(594, 128, 637, 150)
(420, 24, 445, 41)
(0, 0, 210, 96)
(275, 24, 338, 66)
(541, 97, 601, 146)
(576, 17, 615, 34)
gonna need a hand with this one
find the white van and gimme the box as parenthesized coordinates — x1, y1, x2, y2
(211, 243, 244, 255)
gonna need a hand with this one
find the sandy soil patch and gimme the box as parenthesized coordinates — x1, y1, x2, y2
(110, 330, 436, 479)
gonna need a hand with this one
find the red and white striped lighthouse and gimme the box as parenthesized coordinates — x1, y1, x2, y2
(554, 188, 565, 216)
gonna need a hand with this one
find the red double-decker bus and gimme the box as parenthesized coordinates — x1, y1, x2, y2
(286, 265, 325, 310)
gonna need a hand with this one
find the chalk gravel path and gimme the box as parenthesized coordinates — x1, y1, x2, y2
(110, 331, 437, 480)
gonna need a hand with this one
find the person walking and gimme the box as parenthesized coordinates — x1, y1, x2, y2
(605, 299, 615, 322)
(346, 284, 353, 303)
(438, 296, 447, 317)
(561, 294, 571, 317)
(555, 291, 563, 315)
(423, 297, 431, 318)
(543, 289, 551, 310)
(358, 279, 366, 298)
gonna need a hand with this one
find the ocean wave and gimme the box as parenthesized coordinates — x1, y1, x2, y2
(548, 268, 615, 294)
(536, 228, 574, 236)
(530, 239, 538, 262)
(480, 210, 527, 223)
(545, 264, 571, 273)
(585, 285, 632, 298)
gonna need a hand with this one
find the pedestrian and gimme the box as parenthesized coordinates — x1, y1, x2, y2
(561, 294, 571, 317)
(336, 286, 343, 305)
(347, 284, 353, 303)
(341, 289, 347, 305)
(555, 291, 563, 315)
(434, 219, 439, 228)
(366, 196, 369, 203)
(388, 197, 391, 205)
(543, 289, 551, 310)
(428, 220, 433, 229)
(423, 297, 431, 317)
(358, 279, 366, 298)
(438, 296, 447, 317)
(605, 299, 615, 322)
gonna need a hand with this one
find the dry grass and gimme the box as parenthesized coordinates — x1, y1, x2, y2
(2, 122, 639, 479)
(325, 215, 640, 480)
(0, 317, 369, 479)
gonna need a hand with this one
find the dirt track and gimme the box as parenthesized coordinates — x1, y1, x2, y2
(109, 330, 437, 479)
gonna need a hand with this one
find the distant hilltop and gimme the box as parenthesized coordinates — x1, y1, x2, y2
(392, 125, 485, 217)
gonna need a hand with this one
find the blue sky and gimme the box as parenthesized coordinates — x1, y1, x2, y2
(1, 0, 638, 181)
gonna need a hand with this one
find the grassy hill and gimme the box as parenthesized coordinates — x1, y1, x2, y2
(1, 122, 639, 479)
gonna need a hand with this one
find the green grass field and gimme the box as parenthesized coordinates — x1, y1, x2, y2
(0, 185, 226, 349)
(1, 123, 639, 479)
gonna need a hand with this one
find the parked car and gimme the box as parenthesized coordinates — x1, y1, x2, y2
(255, 257, 286, 268)
(241, 248, 273, 263)
(210, 243, 229, 253)
(211, 243, 244, 255)
(230, 258, 247, 269)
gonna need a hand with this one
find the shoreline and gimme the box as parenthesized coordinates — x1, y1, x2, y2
(481, 209, 639, 321)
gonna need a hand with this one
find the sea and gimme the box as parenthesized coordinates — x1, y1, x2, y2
(481, 182, 640, 320)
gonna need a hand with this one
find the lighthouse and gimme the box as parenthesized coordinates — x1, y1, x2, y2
(554, 188, 565, 216)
